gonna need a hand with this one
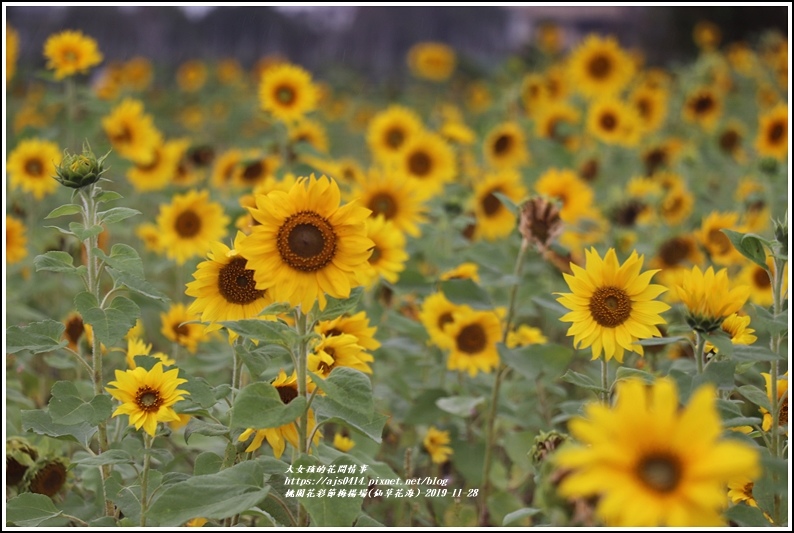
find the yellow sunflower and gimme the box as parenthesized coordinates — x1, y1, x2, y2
(7, 25, 19, 82)
(555, 378, 760, 527)
(126, 139, 187, 192)
(534, 168, 594, 224)
(739, 256, 787, 308)
(671, 266, 750, 333)
(399, 131, 456, 195)
(424, 426, 453, 464)
(216, 57, 244, 86)
(161, 303, 209, 354)
(438, 307, 503, 377)
(350, 168, 429, 237)
(367, 105, 424, 163)
(237, 370, 321, 458)
(136, 223, 164, 254)
(308, 333, 373, 378)
(534, 100, 581, 150)
(630, 85, 668, 134)
(289, 118, 329, 154)
(419, 292, 470, 349)
(520, 73, 549, 114)
(156, 189, 230, 265)
(682, 88, 722, 131)
(651, 234, 703, 273)
(567, 34, 635, 98)
(658, 182, 694, 226)
(176, 59, 208, 92)
(407, 42, 456, 82)
(693, 20, 722, 51)
(258, 63, 317, 123)
(233, 152, 280, 189)
(210, 148, 244, 190)
(755, 103, 788, 160)
(61, 312, 85, 352)
(102, 98, 162, 164)
(121, 56, 153, 91)
(704, 313, 757, 355)
(333, 432, 355, 452)
(759, 372, 788, 434)
(6, 138, 62, 199)
(586, 98, 641, 147)
(359, 215, 408, 288)
(6, 215, 28, 265)
(105, 362, 189, 437)
(315, 311, 381, 352)
(483, 121, 530, 169)
(238, 175, 373, 311)
(470, 169, 528, 241)
(556, 248, 670, 363)
(43, 29, 103, 80)
(439, 262, 480, 283)
(506, 324, 548, 348)
(698, 211, 746, 266)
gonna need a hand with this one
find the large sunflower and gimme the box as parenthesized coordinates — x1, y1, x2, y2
(258, 63, 317, 123)
(534, 168, 594, 224)
(483, 121, 529, 169)
(238, 175, 373, 311)
(6, 138, 62, 199)
(350, 169, 429, 237)
(556, 248, 670, 363)
(102, 98, 162, 164)
(439, 307, 504, 377)
(470, 169, 528, 241)
(126, 139, 186, 192)
(105, 362, 189, 437)
(359, 215, 409, 287)
(567, 34, 635, 98)
(755, 103, 788, 160)
(555, 378, 760, 526)
(367, 105, 424, 163)
(398, 132, 456, 196)
(156, 189, 230, 265)
(6, 215, 28, 265)
(43, 29, 103, 80)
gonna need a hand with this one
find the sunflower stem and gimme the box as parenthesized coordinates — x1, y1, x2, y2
(140, 433, 154, 527)
(294, 307, 310, 527)
(694, 331, 706, 375)
(600, 357, 610, 404)
(768, 254, 786, 525)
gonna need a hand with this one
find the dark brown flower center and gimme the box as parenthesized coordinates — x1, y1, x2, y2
(587, 54, 612, 80)
(493, 133, 512, 156)
(276, 85, 296, 105)
(580, 159, 599, 182)
(218, 256, 264, 305)
(707, 228, 731, 255)
(29, 461, 67, 497)
(658, 237, 690, 267)
(437, 311, 454, 331)
(637, 453, 682, 493)
(768, 122, 785, 143)
(644, 148, 667, 176)
(456, 323, 487, 354)
(175, 210, 201, 238)
(190, 146, 215, 167)
(692, 94, 714, 115)
(599, 112, 617, 131)
(137, 149, 162, 172)
(719, 129, 740, 153)
(369, 246, 382, 264)
(277, 210, 337, 272)
(65, 315, 85, 347)
(753, 267, 771, 289)
(135, 386, 163, 413)
(25, 158, 44, 177)
(276, 384, 298, 404)
(482, 188, 503, 217)
(408, 151, 432, 177)
(242, 161, 264, 183)
(111, 125, 133, 145)
(173, 323, 190, 338)
(636, 97, 651, 118)
(368, 192, 398, 220)
(385, 127, 405, 149)
(589, 286, 632, 327)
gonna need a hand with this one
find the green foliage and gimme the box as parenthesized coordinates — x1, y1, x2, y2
(74, 292, 140, 347)
(47, 381, 113, 426)
(5, 493, 63, 527)
(230, 382, 308, 430)
(6, 319, 68, 354)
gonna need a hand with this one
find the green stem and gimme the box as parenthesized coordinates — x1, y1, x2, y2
(694, 331, 706, 375)
(768, 255, 786, 525)
(140, 433, 154, 527)
(600, 357, 610, 404)
(294, 308, 310, 528)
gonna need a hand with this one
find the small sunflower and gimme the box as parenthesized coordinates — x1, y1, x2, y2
(440, 262, 480, 283)
(238, 175, 373, 311)
(717, 120, 747, 162)
(102, 98, 162, 164)
(704, 313, 757, 355)
(693, 20, 722, 51)
(586, 98, 641, 147)
(419, 292, 470, 349)
(6, 215, 28, 265)
(7, 25, 19, 82)
(259, 63, 317, 123)
(698, 211, 746, 266)
(739, 256, 787, 308)
(555, 378, 760, 526)
(43, 29, 103, 80)
(333, 432, 355, 452)
(308, 333, 373, 378)
(567, 34, 635, 98)
(161, 303, 208, 354)
(556, 248, 670, 363)
(233, 151, 280, 189)
(755, 103, 788, 160)
(106, 362, 189, 437)
(534, 100, 581, 149)
(630, 85, 668, 134)
(136, 223, 164, 254)
(176, 59, 208, 92)
(470, 169, 528, 241)
(351, 169, 428, 237)
(759, 372, 788, 434)
(658, 182, 694, 226)
(367, 105, 424, 163)
(506, 324, 548, 348)
(289, 118, 329, 155)
(483, 122, 530, 169)
(535, 168, 594, 224)
(671, 266, 750, 333)
(217, 58, 244, 86)
(439, 307, 503, 377)
(424, 426, 453, 464)
(360, 215, 409, 288)
(126, 139, 187, 192)
(156, 189, 230, 265)
(315, 310, 381, 352)
(399, 132, 456, 196)
(6, 138, 62, 199)
(407, 42, 456, 82)
(682, 88, 722, 131)
(210, 148, 244, 190)
(651, 234, 703, 272)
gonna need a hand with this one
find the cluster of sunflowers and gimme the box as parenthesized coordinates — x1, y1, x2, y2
(4, 16, 789, 528)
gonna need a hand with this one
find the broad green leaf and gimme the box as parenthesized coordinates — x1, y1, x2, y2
(703, 331, 733, 356)
(180, 376, 217, 409)
(502, 507, 541, 526)
(106, 267, 169, 302)
(354, 513, 385, 527)
(314, 286, 365, 321)
(74, 292, 140, 347)
(634, 336, 688, 346)
(403, 389, 447, 425)
(98, 206, 141, 226)
(293, 454, 366, 527)
(95, 243, 144, 278)
(436, 396, 484, 417)
(48, 381, 113, 426)
(692, 361, 736, 391)
(722, 416, 762, 428)
(184, 418, 229, 444)
(615, 367, 656, 384)
(95, 190, 123, 204)
(229, 382, 307, 430)
(147, 460, 270, 527)
(749, 305, 788, 336)
(33, 251, 78, 274)
(440, 278, 492, 309)
(731, 344, 786, 362)
(5, 493, 63, 527)
(105, 474, 142, 524)
(73, 449, 135, 466)
(6, 319, 68, 354)
(21, 409, 96, 447)
(724, 504, 773, 527)
(220, 319, 298, 348)
(560, 370, 602, 393)
(738, 385, 772, 412)
(44, 204, 82, 219)
(721, 229, 771, 270)
(716, 398, 744, 418)
(69, 221, 103, 241)
(499, 343, 573, 380)
(193, 451, 223, 476)
(236, 342, 276, 380)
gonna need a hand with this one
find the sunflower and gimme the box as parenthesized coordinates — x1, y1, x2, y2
(630, 85, 668, 134)
(121, 56, 153, 91)
(7, 25, 19, 82)
(105, 362, 189, 437)
(350, 168, 428, 237)
(534, 100, 581, 149)
(210, 148, 244, 190)
(308, 333, 373, 378)
(506, 324, 548, 348)
(470, 169, 528, 241)
(586, 98, 641, 147)
(759, 372, 788, 434)
(658, 183, 694, 227)
(136, 223, 164, 254)
(126, 139, 187, 192)
(439, 307, 503, 377)
(682, 88, 722, 131)
(727, 477, 772, 522)
(156, 189, 230, 265)
(555, 378, 760, 527)
(399, 131, 456, 194)
(61, 311, 85, 352)
(440, 262, 480, 283)
(237, 370, 321, 458)
(43, 29, 102, 80)
(233, 152, 280, 189)
(161, 303, 209, 354)
(333, 432, 355, 452)
(176, 59, 208, 92)
(424, 426, 453, 464)
(238, 175, 372, 311)
(693, 20, 722, 51)
(6, 138, 62, 199)
(359, 215, 408, 288)
(520, 73, 549, 114)
(315, 310, 381, 351)
(289, 118, 329, 154)
(258, 63, 317, 123)
(704, 313, 757, 356)
(739, 256, 787, 308)
(6, 215, 28, 265)
(698, 211, 746, 266)
(22, 458, 68, 497)
(483, 122, 530, 169)
(367, 105, 425, 163)
(671, 266, 750, 333)
(567, 34, 635, 98)
(216, 58, 244, 86)
(651, 234, 703, 272)
(534, 168, 594, 224)
(419, 292, 470, 349)
(556, 248, 670, 363)
(466, 81, 492, 114)
(102, 98, 163, 164)
(755, 103, 788, 160)
(407, 41, 456, 82)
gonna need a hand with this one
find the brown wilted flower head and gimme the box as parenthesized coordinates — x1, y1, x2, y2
(519, 196, 563, 251)
(22, 457, 68, 497)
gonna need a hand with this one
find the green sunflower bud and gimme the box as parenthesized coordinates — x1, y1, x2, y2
(54, 141, 110, 189)
(773, 212, 788, 257)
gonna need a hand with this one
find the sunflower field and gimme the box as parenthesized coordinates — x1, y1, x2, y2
(3, 10, 790, 529)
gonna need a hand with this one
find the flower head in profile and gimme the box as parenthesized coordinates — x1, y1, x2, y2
(106, 362, 189, 437)
(424, 426, 453, 464)
(43, 29, 103, 80)
(556, 248, 669, 363)
(555, 378, 760, 526)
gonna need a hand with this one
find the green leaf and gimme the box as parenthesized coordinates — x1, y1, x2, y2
(73, 449, 135, 466)
(502, 507, 541, 526)
(704, 331, 733, 356)
(106, 267, 169, 302)
(44, 224, 75, 237)
(499, 343, 573, 380)
(236, 342, 276, 379)
(48, 381, 113, 426)
(440, 278, 492, 310)
(293, 454, 366, 526)
(220, 319, 298, 348)
(74, 292, 140, 347)
(229, 382, 307, 430)
(180, 376, 217, 409)
(634, 336, 688, 346)
(21, 409, 96, 447)
(724, 503, 773, 527)
(721, 229, 771, 270)
(436, 396, 484, 417)
(5, 493, 63, 527)
(737, 385, 772, 412)
(193, 452, 223, 476)
(69, 221, 103, 241)
(731, 344, 786, 362)
(6, 319, 68, 354)
(560, 370, 602, 393)
(491, 191, 519, 216)
(749, 305, 788, 336)
(147, 460, 270, 527)
(722, 416, 762, 428)
(404, 389, 447, 425)
(184, 418, 229, 444)
(354, 513, 385, 527)
(33, 251, 80, 274)
(98, 206, 141, 225)
(44, 204, 82, 219)
(693, 361, 736, 391)
(314, 286, 365, 321)
(615, 367, 656, 384)
(310, 368, 387, 443)
(95, 190, 123, 204)
(95, 243, 144, 278)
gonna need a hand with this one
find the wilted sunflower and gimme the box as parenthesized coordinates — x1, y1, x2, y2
(398, 132, 456, 196)
(259, 63, 317, 123)
(160, 303, 209, 354)
(555, 378, 760, 526)
(439, 307, 504, 377)
(176, 59, 208, 92)
(407, 41, 456, 82)
(672, 266, 750, 333)
(61, 311, 85, 352)
(238, 175, 373, 311)
(424, 426, 453, 464)
(556, 248, 670, 363)
(567, 34, 635, 98)
(359, 215, 409, 288)
(6, 215, 28, 265)
(106, 362, 188, 437)
(126, 139, 187, 192)
(367, 105, 424, 163)
(156, 189, 230, 265)
(102, 98, 162, 164)
(6, 138, 62, 199)
(470, 169, 528, 241)
(535, 168, 594, 224)
(682, 88, 722, 131)
(351, 169, 429, 237)
(586, 98, 641, 146)
(755, 103, 788, 160)
(483, 122, 530, 169)
(308, 333, 373, 378)
(43, 29, 103, 80)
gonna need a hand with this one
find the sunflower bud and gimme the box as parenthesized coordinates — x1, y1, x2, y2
(6, 437, 39, 487)
(54, 141, 110, 189)
(519, 196, 563, 252)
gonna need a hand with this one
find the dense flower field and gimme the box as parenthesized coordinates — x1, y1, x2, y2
(4, 15, 790, 528)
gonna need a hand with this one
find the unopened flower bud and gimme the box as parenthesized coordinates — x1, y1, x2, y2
(54, 141, 110, 189)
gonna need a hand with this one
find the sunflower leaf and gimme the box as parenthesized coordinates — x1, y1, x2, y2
(48, 381, 113, 426)
(94, 243, 144, 278)
(6, 319, 68, 354)
(292, 454, 367, 527)
(721, 229, 771, 270)
(21, 409, 96, 447)
(229, 382, 307, 430)
(560, 370, 603, 394)
(97, 206, 141, 226)
(737, 385, 772, 412)
(440, 278, 492, 309)
(310, 368, 387, 443)
(73, 449, 135, 466)
(184, 419, 229, 445)
(94, 190, 123, 204)
(33, 251, 79, 274)
(68, 221, 104, 241)
(634, 336, 688, 346)
(106, 267, 169, 302)
(314, 286, 365, 321)
(747, 305, 788, 337)
(220, 319, 298, 348)
(730, 344, 784, 362)
(5, 493, 63, 527)
(74, 292, 140, 348)
(499, 343, 574, 380)
(724, 503, 773, 527)
(436, 396, 485, 417)
(44, 204, 82, 219)
(502, 507, 542, 527)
